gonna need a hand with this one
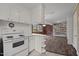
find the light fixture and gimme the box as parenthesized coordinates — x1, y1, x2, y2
(42, 3, 46, 27)
(42, 24, 46, 27)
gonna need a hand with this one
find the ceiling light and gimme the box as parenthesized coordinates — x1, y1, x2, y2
(42, 24, 46, 27)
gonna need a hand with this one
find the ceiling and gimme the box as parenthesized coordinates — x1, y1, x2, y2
(44, 3, 76, 23)
(23, 3, 76, 24)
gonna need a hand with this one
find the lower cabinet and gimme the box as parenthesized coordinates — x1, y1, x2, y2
(32, 34, 46, 54)
(29, 36, 35, 52)
(29, 34, 46, 54)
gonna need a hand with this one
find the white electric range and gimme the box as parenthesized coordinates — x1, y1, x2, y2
(2, 32, 29, 56)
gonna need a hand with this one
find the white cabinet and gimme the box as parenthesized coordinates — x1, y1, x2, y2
(19, 8, 31, 24)
(9, 4, 31, 24)
(29, 36, 35, 52)
(23, 24, 32, 36)
(0, 4, 31, 24)
(9, 4, 20, 22)
(32, 34, 46, 54)
(0, 4, 10, 21)
(29, 34, 46, 53)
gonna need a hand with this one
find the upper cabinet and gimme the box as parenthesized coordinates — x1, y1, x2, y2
(0, 4, 31, 24)
(0, 4, 43, 24)
(0, 4, 10, 21)
(9, 4, 31, 24)
(9, 4, 20, 22)
(19, 7, 31, 24)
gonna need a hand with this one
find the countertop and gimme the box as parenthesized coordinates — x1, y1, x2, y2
(32, 33, 47, 36)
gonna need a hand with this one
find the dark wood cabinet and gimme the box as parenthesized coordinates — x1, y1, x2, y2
(43, 25, 53, 35)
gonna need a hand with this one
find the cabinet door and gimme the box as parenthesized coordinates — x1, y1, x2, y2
(0, 4, 10, 21)
(29, 36, 35, 52)
(19, 8, 31, 24)
(34, 36, 41, 53)
(9, 4, 20, 22)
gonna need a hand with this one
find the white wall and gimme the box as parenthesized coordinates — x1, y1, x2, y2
(66, 15, 73, 45)
(0, 20, 32, 36)
(31, 4, 43, 25)
(52, 15, 73, 45)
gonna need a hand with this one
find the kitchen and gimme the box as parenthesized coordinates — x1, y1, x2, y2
(0, 3, 32, 56)
(0, 3, 48, 56)
(0, 3, 78, 56)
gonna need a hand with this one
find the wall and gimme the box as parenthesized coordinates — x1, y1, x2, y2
(31, 4, 43, 25)
(0, 20, 32, 36)
(52, 15, 73, 45)
(66, 15, 73, 45)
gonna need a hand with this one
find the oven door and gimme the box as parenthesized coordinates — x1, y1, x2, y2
(13, 40, 24, 48)
(4, 37, 28, 56)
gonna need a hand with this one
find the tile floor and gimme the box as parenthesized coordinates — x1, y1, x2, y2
(29, 50, 64, 56)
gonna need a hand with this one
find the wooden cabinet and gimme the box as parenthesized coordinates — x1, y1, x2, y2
(43, 25, 53, 35)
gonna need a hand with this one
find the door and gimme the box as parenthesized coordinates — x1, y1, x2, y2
(73, 4, 79, 55)
(73, 10, 78, 50)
